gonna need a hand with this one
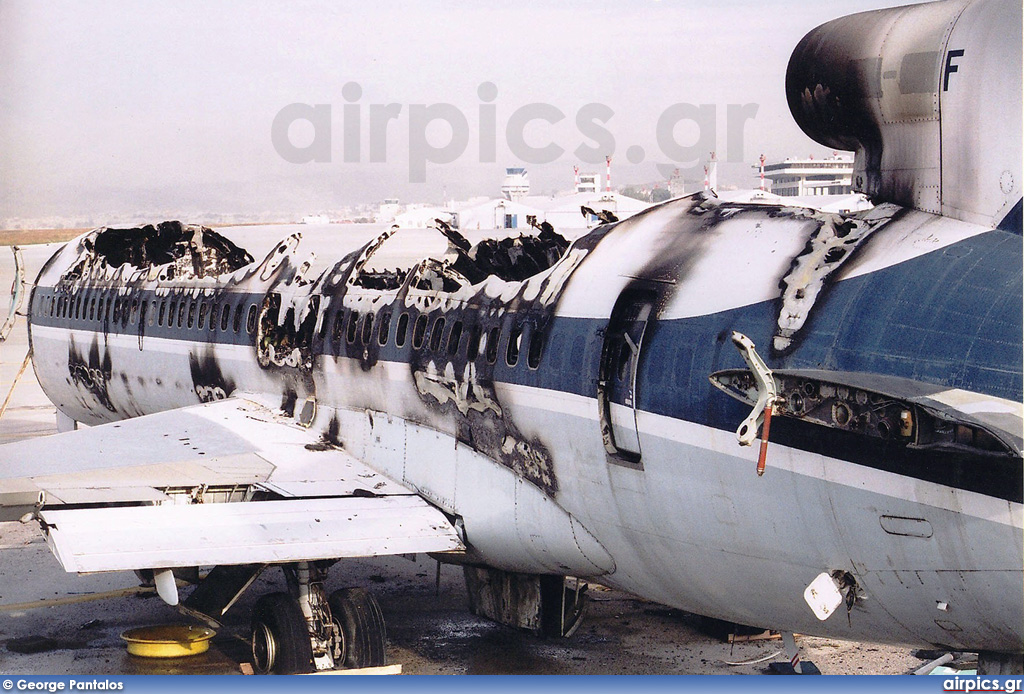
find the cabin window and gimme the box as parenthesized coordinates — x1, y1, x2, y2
(148, 301, 157, 326)
(221, 304, 231, 332)
(485, 326, 500, 364)
(317, 308, 329, 340)
(177, 301, 186, 328)
(467, 324, 481, 360)
(412, 314, 428, 349)
(346, 311, 360, 344)
(361, 313, 374, 345)
(246, 304, 257, 334)
(123, 300, 132, 327)
(158, 301, 166, 326)
(396, 312, 409, 347)
(378, 310, 391, 346)
(88, 297, 96, 321)
(506, 325, 522, 366)
(130, 299, 139, 325)
(112, 299, 120, 323)
(185, 301, 195, 328)
(198, 302, 208, 329)
(527, 326, 544, 369)
(332, 310, 345, 345)
(447, 321, 463, 356)
(232, 304, 243, 333)
(430, 317, 446, 352)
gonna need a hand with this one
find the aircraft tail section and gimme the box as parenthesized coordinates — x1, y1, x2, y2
(786, 0, 1021, 231)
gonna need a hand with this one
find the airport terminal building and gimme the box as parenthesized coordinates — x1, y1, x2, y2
(762, 154, 855, 196)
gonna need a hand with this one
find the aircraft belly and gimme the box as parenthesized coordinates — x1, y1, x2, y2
(496, 392, 1022, 651)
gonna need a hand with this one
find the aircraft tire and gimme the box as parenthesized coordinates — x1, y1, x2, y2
(329, 587, 387, 669)
(251, 592, 314, 674)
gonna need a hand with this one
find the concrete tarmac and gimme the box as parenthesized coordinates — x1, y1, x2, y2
(0, 227, 927, 676)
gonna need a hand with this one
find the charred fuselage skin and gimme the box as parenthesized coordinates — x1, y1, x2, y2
(25, 195, 1023, 653)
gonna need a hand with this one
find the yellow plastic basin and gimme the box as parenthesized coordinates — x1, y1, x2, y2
(121, 624, 216, 658)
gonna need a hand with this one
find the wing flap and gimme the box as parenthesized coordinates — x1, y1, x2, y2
(40, 495, 463, 573)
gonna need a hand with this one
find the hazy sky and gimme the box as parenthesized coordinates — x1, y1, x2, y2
(0, 0, 898, 223)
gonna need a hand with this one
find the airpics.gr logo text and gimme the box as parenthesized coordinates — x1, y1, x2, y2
(271, 82, 759, 183)
(944, 676, 1023, 693)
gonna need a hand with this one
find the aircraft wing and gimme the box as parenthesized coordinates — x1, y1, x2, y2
(0, 396, 464, 573)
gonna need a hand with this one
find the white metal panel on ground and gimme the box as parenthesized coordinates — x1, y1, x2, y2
(40, 495, 463, 573)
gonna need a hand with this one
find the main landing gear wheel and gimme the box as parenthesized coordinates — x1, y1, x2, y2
(329, 587, 387, 668)
(251, 592, 314, 674)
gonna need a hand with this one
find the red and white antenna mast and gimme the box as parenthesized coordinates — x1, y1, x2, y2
(605, 155, 612, 192)
(573, 165, 580, 190)
(759, 154, 766, 191)
(703, 165, 709, 193)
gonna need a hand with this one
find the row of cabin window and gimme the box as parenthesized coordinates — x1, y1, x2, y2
(45, 292, 259, 336)
(327, 307, 544, 369)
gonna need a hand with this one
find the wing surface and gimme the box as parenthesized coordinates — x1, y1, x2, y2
(0, 396, 463, 571)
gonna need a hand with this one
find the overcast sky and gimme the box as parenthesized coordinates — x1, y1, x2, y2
(0, 0, 898, 223)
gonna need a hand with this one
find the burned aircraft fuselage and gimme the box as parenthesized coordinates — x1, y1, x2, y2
(26, 197, 1024, 652)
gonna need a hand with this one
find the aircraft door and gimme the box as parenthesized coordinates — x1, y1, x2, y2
(598, 290, 655, 465)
